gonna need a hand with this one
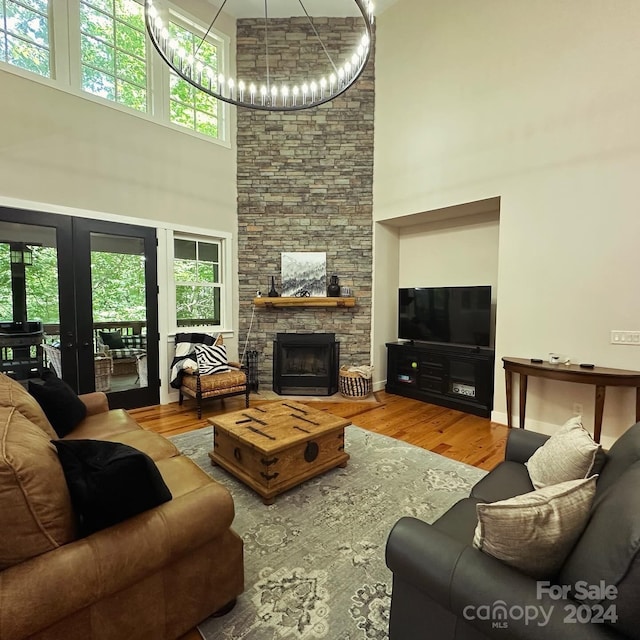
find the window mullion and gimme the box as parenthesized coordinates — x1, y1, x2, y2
(50, 0, 70, 84)
(148, 31, 167, 119)
(66, 0, 82, 89)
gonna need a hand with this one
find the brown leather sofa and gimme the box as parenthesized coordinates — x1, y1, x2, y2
(0, 374, 244, 640)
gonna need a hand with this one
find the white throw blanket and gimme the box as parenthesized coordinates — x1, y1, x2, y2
(345, 365, 373, 379)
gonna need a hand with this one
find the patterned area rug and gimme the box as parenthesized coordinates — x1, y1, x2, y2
(170, 425, 486, 640)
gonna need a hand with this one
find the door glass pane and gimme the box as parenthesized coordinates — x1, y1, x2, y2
(90, 233, 147, 392)
(0, 222, 58, 380)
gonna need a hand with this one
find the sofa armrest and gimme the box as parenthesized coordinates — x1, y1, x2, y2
(386, 517, 624, 639)
(78, 391, 109, 415)
(386, 517, 468, 610)
(0, 482, 234, 640)
(504, 428, 550, 464)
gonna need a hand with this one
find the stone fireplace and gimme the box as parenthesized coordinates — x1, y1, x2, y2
(235, 17, 375, 389)
(273, 333, 339, 396)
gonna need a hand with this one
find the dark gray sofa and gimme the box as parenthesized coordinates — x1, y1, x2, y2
(385, 423, 640, 640)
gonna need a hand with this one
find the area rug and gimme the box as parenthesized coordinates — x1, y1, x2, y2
(170, 425, 486, 640)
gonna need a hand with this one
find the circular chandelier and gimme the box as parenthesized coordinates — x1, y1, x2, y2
(144, 0, 374, 111)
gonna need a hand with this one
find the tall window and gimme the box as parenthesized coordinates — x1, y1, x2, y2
(168, 18, 219, 138)
(0, 0, 51, 77)
(173, 237, 222, 328)
(0, 2, 226, 141)
(79, 0, 147, 112)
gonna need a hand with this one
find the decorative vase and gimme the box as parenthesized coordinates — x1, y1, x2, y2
(268, 276, 280, 297)
(327, 275, 341, 297)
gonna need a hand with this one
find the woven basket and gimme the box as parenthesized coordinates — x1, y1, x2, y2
(339, 366, 372, 398)
(94, 356, 112, 392)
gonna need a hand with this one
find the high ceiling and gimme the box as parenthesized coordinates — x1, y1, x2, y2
(216, 0, 400, 19)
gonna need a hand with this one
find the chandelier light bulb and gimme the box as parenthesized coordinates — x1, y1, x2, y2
(145, 0, 374, 111)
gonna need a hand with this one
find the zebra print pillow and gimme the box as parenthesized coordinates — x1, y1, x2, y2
(194, 343, 230, 375)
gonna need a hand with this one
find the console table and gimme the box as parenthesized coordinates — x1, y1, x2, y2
(502, 357, 640, 442)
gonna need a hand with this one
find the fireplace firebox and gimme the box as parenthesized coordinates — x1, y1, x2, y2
(273, 333, 339, 395)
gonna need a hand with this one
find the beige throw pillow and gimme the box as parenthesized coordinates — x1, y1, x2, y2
(473, 476, 596, 579)
(525, 416, 601, 489)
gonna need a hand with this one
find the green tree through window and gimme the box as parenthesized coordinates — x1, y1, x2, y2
(168, 19, 219, 138)
(0, 0, 51, 77)
(80, 0, 148, 112)
(174, 238, 221, 327)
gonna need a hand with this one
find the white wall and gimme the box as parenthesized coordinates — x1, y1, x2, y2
(398, 212, 499, 290)
(373, 0, 640, 445)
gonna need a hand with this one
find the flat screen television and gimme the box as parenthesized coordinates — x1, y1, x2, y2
(398, 286, 492, 347)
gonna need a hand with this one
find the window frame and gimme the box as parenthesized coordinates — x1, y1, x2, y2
(0, 0, 230, 146)
(168, 231, 230, 335)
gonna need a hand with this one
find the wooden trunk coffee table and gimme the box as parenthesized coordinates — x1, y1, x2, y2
(208, 400, 350, 504)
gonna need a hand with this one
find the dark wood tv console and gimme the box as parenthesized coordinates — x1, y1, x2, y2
(385, 342, 495, 417)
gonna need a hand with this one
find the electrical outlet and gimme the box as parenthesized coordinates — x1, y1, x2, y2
(573, 403, 583, 416)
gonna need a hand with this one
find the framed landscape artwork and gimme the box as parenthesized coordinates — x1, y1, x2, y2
(281, 252, 327, 297)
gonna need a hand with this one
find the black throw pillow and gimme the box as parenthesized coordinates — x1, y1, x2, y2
(99, 331, 125, 349)
(28, 372, 87, 437)
(51, 439, 172, 536)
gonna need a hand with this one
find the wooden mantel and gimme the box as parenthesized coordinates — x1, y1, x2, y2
(253, 296, 355, 308)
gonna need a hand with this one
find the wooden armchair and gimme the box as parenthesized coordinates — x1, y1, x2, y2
(174, 333, 249, 418)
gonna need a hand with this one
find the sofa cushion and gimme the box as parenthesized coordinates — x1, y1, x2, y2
(558, 461, 640, 639)
(596, 421, 640, 495)
(473, 476, 597, 579)
(0, 373, 56, 438)
(471, 460, 535, 503)
(432, 497, 483, 545)
(52, 439, 172, 536)
(64, 408, 142, 440)
(28, 372, 87, 437)
(99, 330, 125, 349)
(0, 406, 76, 570)
(525, 416, 601, 489)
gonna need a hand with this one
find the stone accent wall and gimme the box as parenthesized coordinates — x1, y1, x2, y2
(236, 17, 375, 389)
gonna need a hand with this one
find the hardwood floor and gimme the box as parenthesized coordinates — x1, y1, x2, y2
(130, 390, 510, 640)
(130, 389, 510, 472)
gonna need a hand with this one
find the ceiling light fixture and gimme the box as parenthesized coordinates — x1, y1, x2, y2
(144, 0, 374, 111)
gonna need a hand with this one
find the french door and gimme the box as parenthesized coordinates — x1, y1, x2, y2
(0, 206, 159, 409)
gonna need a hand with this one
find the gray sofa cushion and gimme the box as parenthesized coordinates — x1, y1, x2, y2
(470, 460, 534, 503)
(558, 461, 640, 640)
(596, 421, 640, 495)
(432, 497, 482, 545)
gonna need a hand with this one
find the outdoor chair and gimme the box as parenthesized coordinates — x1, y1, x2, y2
(41, 343, 112, 391)
(172, 333, 249, 418)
